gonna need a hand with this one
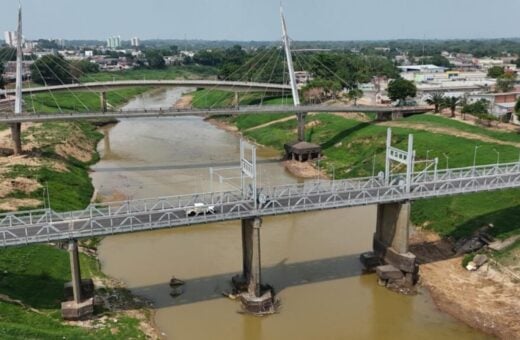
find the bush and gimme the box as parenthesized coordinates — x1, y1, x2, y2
(462, 99, 489, 115)
(462, 253, 475, 268)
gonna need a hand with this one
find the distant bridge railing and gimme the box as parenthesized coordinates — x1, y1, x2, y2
(0, 104, 432, 123)
(0, 162, 519, 247)
(2, 80, 292, 95)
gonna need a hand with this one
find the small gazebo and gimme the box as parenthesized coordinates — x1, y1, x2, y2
(284, 141, 321, 162)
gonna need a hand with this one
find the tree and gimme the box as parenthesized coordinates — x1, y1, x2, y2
(425, 93, 445, 113)
(496, 73, 516, 93)
(0, 47, 16, 63)
(462, 99, 489, 116)
(69, 60, 99, 79)
(145, 49, 166, 69)
(487, 66, 505, 79)
(515, 58, 520, 68)
(443, 96, 461, 118)
(422, 54, 452, 68)
(37, 39, 60, 50)
(169, 45, 179, 55)
(387, 78, 417, 104)
(515, 97, 520, 118)
(193, 49, 223, 66)
(347, 88, 363, 105)
(302, 79, 342, 104)
(31, 54, 73, 85)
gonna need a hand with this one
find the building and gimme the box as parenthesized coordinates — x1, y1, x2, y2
(2, 61, 34, 81)
(4, 31, 17, 47)
(294, 71, 313, 88)
(130, 37, 140, 47)
(467, 91, 520, 118)
(474, 58, 504, 71)
(398, 64, 446, 74)
(106, 36, 121, 49)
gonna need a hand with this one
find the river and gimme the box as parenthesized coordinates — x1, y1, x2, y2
(94, 88, 490, 339)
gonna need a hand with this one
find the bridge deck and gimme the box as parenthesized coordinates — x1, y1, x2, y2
(2, 80, 291, 95)
(0, 104, 432, 123)
(0, 162, 519, 247)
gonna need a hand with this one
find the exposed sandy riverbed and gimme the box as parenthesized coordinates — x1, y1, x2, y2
(411, 229, 520, 339)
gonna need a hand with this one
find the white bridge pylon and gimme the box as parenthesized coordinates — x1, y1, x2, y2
(209, 139, 257, 206)
(385, 128, 438, 192)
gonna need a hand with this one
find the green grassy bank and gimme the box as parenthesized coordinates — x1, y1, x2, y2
(0, 94, 151, 338)
(191, 90, 520, 247)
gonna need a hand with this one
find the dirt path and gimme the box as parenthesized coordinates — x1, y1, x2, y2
(245, 115, 296, 131)
(379, 121, 520, 148)
(244, 111, 369, 132)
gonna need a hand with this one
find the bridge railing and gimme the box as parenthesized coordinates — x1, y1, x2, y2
(1, 162, 520, 246)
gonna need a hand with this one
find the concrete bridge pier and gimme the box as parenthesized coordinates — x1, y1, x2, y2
(233, 92, 240, 108)
(232, 217, 277, 315)
(61, 239, 94, 320)
(297, 112, 306, 142)
(362, 202, 418, 291)
(10, 123, 22, 155)
(376, 111, 404, 121)
(100, 91, 107, 113)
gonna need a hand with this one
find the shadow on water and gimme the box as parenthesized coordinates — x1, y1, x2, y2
(94, 159, 281, 173)
(131, 253, 366, 309)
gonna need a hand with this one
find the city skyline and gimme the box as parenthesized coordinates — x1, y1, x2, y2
(0, 0, 519, 42)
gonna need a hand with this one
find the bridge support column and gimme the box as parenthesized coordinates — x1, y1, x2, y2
(10, 123, 22, 155)
(69, 239, 82, 304)
(232, 217, 277, 315)
(61, 239, 94, 320)
(363, 202, 418, 291)
(234, 92, 240, 109)
(100, 92, 107, 113)
(297, 112, 306, 142)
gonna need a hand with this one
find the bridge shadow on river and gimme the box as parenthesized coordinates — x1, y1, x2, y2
(131, 253, 367, 309)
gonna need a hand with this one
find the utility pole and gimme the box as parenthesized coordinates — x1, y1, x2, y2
(11, 3, 23, 155)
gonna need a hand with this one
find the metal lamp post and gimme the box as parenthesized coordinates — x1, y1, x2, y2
(473, 145, 481, 168)
(493, 148, 500, 166)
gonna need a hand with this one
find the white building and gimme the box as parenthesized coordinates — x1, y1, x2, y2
(131, 37, 140, 47)
(4, 31, 17, 47)
(398, 64, 446, 74)
(106, 36, 121, 49)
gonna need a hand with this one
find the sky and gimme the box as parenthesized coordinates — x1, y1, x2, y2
(1, 0, 520, 41)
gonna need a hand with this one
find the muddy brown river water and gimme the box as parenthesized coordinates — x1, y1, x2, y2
(94, 89, 491, 339)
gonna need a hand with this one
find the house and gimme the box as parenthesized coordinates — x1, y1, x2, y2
(467, 92, 520, 118)
(294, 71, 313, 87)
(398, 64, 446, 74)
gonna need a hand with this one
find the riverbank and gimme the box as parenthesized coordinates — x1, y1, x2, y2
(411, 229, 520, 339)
(0, 123, 158, 337)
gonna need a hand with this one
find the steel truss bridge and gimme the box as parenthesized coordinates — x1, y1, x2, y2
(0, 104, 431, 123)
(1, 162, 520, 247)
